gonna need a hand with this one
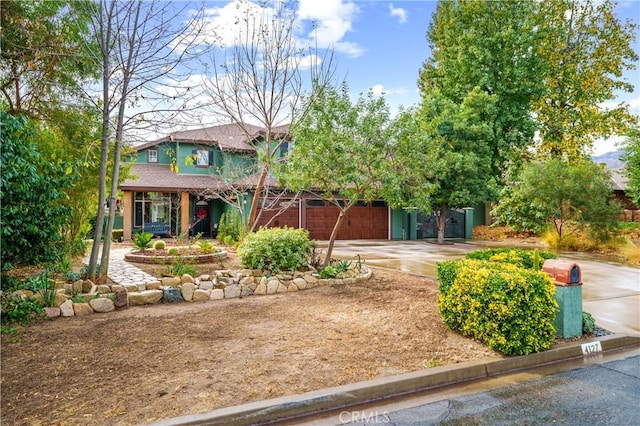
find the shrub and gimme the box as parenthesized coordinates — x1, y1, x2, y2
(1, 294, 44, 325)
(167, 247, 179, 256)
(153, 240, 166, 250)
(238, 227, 311, 273)
(437, 259, 558, 356)
(198, 240, 217, 254)
(132, 231, 154, 251)
(217, 210, 243, 245)
(465, 248, 556, 270)
(582, 311, 596, 335)
(112, 229, 124, 242)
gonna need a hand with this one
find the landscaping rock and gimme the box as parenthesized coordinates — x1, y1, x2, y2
(44, 307, 61, 318)
(63, 283, 73, 295)
(200, 274, 211, 282)
(193, 289, 210, 302)
(199, 281, 214, 291)
(145, 281, 162, 290)
(123, 283, 138, 293)
(72, 280, 83, 294)
(162, 287, 182, 303)
(240, 276, 254, 286)
(240, 285, 253, 297)
(114, 288, 128, 308)
(82, 280, 94, 293)
(293, 278, 307, 290)
(267, 279, 279, 295)
(254, 283, 267, 295)
(73, 302, 93, 316)
(60, 299, 74, 317)
(276, 283, 288, 293)
(181, 282, 196, 301)
(210, 289, 224, 300)
(181, 274, 195, 284)
(128, 290, 163, 306)
(96, 285, 111, 294)
(111, 284, 124, 293)
(287, 283, 299, 292)
(224, 284, 240, 299)
(89, 298, 115, 313)
(161, 277, 181, 287)
(54, 292, 68, 307)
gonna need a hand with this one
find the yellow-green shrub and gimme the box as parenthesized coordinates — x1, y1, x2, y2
(238, 227, 311, 273)
(153, 240, 166, 250)
(437, 259, 558, 356)
(465, 248, 556, 270)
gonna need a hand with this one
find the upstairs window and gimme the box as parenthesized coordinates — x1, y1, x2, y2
(193, 149, 213, 167)
(148, 149, 158, 163)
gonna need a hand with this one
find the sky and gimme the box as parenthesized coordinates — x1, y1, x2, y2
(149, 0, 640, 156)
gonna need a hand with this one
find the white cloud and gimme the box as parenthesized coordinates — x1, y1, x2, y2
(369, 84, 407, 97)
(297, 0, 363, 57)
(389, 3, 408, 24)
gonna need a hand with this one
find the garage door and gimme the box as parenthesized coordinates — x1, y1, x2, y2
(255, 200, 300, 229)
(305, 200, 388, 240)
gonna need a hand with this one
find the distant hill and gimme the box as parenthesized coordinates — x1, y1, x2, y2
(592, 150, 626, 169)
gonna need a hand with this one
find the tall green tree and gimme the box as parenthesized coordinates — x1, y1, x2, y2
(621, 126, 640, 206)
(0, 112, 77, 267)
(419, 0, 544, 181)
(385, 88, 497, 244)
(534, 0, 638, 159)
(285, 84, 390, 266)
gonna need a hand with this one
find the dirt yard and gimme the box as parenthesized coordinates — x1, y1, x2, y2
(1, 251, 502, 425)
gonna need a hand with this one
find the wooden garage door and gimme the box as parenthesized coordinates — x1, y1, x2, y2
(255, 200, 300, 229)
(305, 200, 388, 240)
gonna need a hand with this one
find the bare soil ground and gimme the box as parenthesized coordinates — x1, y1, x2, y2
(1, 251, 501, 426)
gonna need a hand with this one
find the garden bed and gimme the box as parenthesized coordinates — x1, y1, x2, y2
(124, 248, 227, 264)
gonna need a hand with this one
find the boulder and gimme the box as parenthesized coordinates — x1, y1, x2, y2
(128, 290, 163, 306)
(44, 307, 61, 318)
(209, 289, 224, 300)
(193, 289, 210, 302)
(199, 281, 214, 291)
(181, 274, 195, 284)
(114, 288, 128, 308)
(293, 278, 307, 290)
(82, 280, 94, 293)
(181, 282, 196, 301)
(266, 279, 280, 295)
(89, 298, 115, 313)
(96, 285, 111, 294)
(161, 277, 181, 287)
(72, 302, 93, 316)
(224, 285, 240, 299)
(162, 287, 183, 303)
(253, 283, 267, 295)
(60, 299, 74, 317)
(145, 281, 162, 290)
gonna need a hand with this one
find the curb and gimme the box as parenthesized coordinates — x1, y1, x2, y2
(148, 334, 640, 426)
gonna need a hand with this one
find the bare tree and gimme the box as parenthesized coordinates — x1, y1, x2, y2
(200, 1, 337, 233)
(84, 0, 204, 281)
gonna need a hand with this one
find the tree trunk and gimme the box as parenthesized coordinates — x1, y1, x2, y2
(247, 165, 269, 233)
(436, 202, 447, 244)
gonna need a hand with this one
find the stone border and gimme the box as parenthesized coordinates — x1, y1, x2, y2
(124, 250, 227, 264)
(31, 266, 373, 318)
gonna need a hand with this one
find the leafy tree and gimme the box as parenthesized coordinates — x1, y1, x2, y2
(419, 0, 544, 182)
(0, 0, 96, 117)
(493, 158, 621, 241)
(285, 84, 390, 266)
(385, 88, 497, 244)
(0, 112, 77, 267)
(621, 126, 640, 206)
(533, 0, 638, 159)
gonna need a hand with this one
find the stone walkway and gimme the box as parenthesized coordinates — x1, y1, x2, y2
(85, 247, 159, 287)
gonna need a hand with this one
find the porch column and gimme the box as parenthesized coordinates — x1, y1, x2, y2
(180, 192, 190, 236)
(123, 191, 133, 241)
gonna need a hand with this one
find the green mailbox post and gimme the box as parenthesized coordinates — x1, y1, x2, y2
(543, 260, 583, 338)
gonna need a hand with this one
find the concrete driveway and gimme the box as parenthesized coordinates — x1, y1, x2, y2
(319, 240, 640, 335)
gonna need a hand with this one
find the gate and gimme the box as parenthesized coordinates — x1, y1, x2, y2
(417, 209, 465, 239)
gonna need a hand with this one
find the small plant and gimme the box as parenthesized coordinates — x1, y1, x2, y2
(168, 247, 180, 256)
(424, 358, 445, 368)
(355, 254, 365, 273)
(1, 294, 44, 325)
(36, 271, 57, 308)
(217, 210, 243, 245)
(63, 271, 81, 282)
(132, 231, 154, 251)
(582, 311, 596, 335)
(153, 240, 166, 250)
(319, 265, 338, 279)
(198, 239, 217, 254)
(334, 259, 352, 274)
(79, 263, 99, 279)
(71, 295, 86, 303)
(162, 257, 197, 277)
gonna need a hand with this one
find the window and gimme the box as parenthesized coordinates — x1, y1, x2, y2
(279, 141, 289, 157)
(134, 192, 171, 227)
(193, 149, 212, 167)
(148, 149, 158, 163)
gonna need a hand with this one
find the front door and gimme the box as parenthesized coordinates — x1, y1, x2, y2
(192, 202, 210, 237)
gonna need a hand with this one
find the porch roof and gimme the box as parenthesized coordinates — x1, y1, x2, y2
(120, 164, 225, 193)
